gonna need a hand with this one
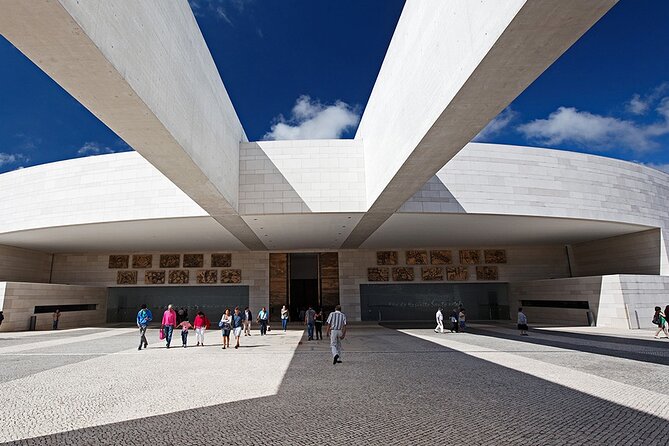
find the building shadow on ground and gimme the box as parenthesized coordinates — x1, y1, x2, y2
(4, 326, 668, 445)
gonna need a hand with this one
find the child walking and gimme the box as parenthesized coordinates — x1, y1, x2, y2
(178, 319, 192, 348)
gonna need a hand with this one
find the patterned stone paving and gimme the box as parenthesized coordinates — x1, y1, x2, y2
(1, 324, 668, 445)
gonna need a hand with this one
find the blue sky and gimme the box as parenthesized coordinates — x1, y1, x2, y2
(1, 0, 668, 173)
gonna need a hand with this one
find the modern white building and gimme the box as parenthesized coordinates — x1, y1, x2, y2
(2, 0, 667, 332)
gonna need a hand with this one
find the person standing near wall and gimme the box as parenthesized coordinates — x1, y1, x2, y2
(450, 309, 459, 333)
(434, 308, 444, 334)
(458, 308, 466, 332)
(52, 309, 60, 330)
(517, 308, 529, 336)
(281, 305, 289, 332)
(193, 311, 209, 346)
(257, 307, 269, 336)
(243, 307, 252, 336)
(653, 306, 669, 339)
(136, 304, 152, 350)
(326, 305, 347, 365)
(0, 310, 4, 328)
(161, 304, 177, 348)
(314, 308, 324, 341)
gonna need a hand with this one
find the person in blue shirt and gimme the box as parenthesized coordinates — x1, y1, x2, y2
(136, 304, 153, 350)
(232, 307, 244, 349)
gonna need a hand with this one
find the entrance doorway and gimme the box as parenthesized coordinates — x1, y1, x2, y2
(289, 253, 319, 321)
(268, 252, 340, 321)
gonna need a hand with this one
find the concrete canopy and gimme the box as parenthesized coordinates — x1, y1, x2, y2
(0, 0, 621, 252)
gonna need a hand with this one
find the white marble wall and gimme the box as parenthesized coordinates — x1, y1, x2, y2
(0, 152, 206, 234)
(239, 140, 366, 214)
(0, 282, 107, 332)
(0, 245, 51, 283)
(340, 245, 570, 321)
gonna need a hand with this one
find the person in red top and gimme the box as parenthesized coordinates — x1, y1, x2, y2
(193, 311, 210, 347)
(161, 304, 177, 348)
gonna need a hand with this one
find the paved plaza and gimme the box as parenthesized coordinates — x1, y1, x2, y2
(0, 324, 668, 445)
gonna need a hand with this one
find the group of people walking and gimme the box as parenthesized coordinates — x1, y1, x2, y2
(135, 303, 348, 364)
(434, 307, 467, 333)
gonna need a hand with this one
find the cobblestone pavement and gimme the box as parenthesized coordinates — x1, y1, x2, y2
(1, 324, 668, 445)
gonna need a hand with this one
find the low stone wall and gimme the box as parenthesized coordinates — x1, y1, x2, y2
(510, 275, 669, 329)
(0, 282, 106, 332)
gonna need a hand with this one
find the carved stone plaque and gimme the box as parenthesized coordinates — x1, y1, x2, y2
(484, 249, 507, 264)
(132, 254, 152, 269)
(376, 251, 398, 265)
(211, 253, 232, 268)
(476, 266, 499, 280)
(196, 269, 218, 284)
(406, 250, 428, 265)
(430, 250, 452, 265)
(183, 254, 204, 268)
(117, 270, 137, 284)
(168, 269, 189, 284)
(446, 266, 469, 281)
(421, 267, 444, 281)
(160, 254, 180, 268)
(221, 269, 242, 284)
(392, 267, 415, 281)
(144, 270, 165, 284)
(459, 250, 481, 265)
(108, 255, 129, 269)
(368, 267, 389, 281)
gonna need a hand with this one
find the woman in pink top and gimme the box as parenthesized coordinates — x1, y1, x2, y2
(161, 304, 177, 348)
(193, 311, 210, 347)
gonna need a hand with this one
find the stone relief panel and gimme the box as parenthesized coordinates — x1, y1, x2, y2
(368, 267, 389, 282)
(421, 267, 444, 281)
(160, 254, 180, 268)
(484, 249, 507, 264)
(430, 250, 452, 265)
(168, 270, 189, 284)
(392, 267, 415, 281)
(446, 266, 469, 281)
(144, 270, 165, 284)
(116, 270, 137, 285)
(476, 266, 499, 280)
(183, 254, 204, 268)
(459, 250, 481, 265)
(406, 250, 428, 265)
(132, 255, 153, 269)
(221, 269, 242, 284)
(108, 255, 129, 269)
(376, 251, 398, 265)
(196, 270, 218, 284)
(211, 253, 232, 268)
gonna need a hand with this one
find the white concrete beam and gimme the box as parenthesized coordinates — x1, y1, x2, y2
(0, 0, 265, 249)
(344, 0, 618, 248)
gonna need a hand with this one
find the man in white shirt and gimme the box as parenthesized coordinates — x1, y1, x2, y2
(326, 305, 347, 365)
(434, 308, 444, 333)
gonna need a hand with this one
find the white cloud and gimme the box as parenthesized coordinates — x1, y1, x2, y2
(473, 107, 517, 142)
(264, 95, 360, 140)
(626, 83, 669, 115)
(518, 101, 669, 154)
(0, 153, 27, 167)
(77, 141, 116, 156)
